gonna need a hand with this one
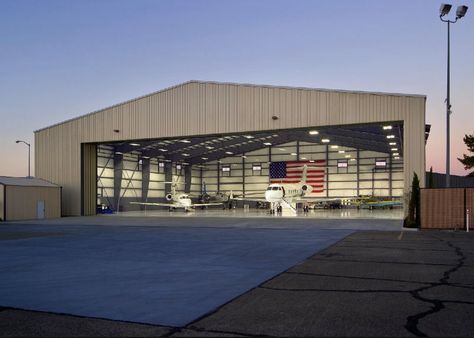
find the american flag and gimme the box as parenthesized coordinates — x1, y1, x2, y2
(269, 160, 326, 193)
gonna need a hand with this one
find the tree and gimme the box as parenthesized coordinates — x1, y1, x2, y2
(458, 133, 474, 177)
(404, 172, 420, 228)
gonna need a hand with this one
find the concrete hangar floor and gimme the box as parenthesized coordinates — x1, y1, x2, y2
(112, 207, 404, 220)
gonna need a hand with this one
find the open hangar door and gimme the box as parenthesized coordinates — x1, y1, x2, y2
(94, 123, 406, 217)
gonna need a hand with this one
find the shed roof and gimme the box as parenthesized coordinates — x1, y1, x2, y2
(0, 177, 59, 188)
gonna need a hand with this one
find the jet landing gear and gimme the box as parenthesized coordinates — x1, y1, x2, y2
(269, 203, 283, 214)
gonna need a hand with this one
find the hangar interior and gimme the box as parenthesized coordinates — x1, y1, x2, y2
(96, 123, 406, 213)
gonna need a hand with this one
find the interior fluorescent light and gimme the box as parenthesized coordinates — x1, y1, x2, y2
(201, 157, 208, 160)
(225, 151, 233, 155)
(264, 142, 272, 146)
(244, 135, 254, 139)
(279, 148, 285, 151)
(338, 150, 345, 154)
(291, 153, 297, 156)
(331, 145, 339, 149)
(301, 157, 307, 160)
(129, 143, 140, 146)
(393, 153, 399, 156)
(309, 130, 319, 135)
(180, 139, 191, 143)
(322, 139, 330, 143)
(344, 154, 351, 158)
(206, 146, 214, 150)
(182, 153, 190, 157)
(142, 156, 150, 159)
(383, 126, 392, 130)
(115, 151, 123, 155)
(391, 148, 398, 151)
(387, 135, 395, 139)
(389, 142, 396, 146)
(159, 148, 168, 152)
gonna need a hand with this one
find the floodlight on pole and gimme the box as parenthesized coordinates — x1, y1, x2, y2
(439, 3, 468, 188)
(440, 3, 452, 16)
(456, 5, 468, 19)
(15, 140, 31, 178)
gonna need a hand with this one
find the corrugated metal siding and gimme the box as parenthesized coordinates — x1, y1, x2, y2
(35, 81, 426, 216)
(5, 186, 61, 221)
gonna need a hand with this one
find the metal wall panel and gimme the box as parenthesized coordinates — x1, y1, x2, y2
(35, 81, 426, 215)
(5, 186, 61, 221)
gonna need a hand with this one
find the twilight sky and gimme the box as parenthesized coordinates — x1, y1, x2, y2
(0, 0, 473, 177)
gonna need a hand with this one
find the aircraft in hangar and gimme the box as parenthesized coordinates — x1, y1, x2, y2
(130, 178, 224, 212)
(235, 164, 328, 214)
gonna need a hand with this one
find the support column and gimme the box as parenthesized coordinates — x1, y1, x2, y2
(389, 156, 393, 198)
(113, 152, 123, 212)
(242, 153, 246, 197)
(217, 162, 220, 193)
(141, 158, 150, 209)
(164, 162, 173, 197)
(326, 145, 329, 198)
(296, 141, 300, 161)
(184, 165, 192, 193)
(356, 149, 360, 196)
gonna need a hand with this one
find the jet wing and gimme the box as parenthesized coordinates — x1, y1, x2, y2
(130, 201, 182, 208)
(232, 196, 267, 202)
(192, 202, 224, 207)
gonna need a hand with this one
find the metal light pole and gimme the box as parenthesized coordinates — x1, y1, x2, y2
(439, 4, 468, 188)
(15, 140, 31, 178)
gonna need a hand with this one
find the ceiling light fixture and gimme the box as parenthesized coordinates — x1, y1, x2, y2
(129, 143, 140, 146)
(387, 135, 395, 139)
(338, 150, 345, 154)
(322, 139, 330, 143)
(383, 125, 393, 130)
(264, 142, 272, 146)
(309, 130, 319, 135)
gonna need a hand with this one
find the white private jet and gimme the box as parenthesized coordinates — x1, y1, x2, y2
(130, 178, 224, 212)
(236, 164, 321, 213)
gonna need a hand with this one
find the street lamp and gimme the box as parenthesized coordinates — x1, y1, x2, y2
(15, 140, 31, 178)
(439, 3, 468, 188)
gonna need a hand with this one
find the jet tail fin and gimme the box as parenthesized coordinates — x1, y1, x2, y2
(300, 164, 308, 184)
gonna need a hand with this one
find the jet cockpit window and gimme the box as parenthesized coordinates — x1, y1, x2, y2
(272, 187, 279, 190)
(267, 187, 272, 191)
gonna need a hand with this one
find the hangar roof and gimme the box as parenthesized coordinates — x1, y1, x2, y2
(35, 80, 426, 133)
(105, 123, 406, 164)
(0, 177, 59, 188)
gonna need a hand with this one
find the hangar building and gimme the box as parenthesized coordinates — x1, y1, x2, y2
(34, 81, 426, 216)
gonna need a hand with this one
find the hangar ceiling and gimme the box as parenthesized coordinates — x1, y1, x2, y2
(105, 123, 406, 165)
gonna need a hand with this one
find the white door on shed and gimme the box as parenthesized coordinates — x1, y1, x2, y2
(37, 200, 45, 219)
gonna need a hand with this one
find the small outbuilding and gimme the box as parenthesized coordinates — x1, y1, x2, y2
(0, 177, 61, 221)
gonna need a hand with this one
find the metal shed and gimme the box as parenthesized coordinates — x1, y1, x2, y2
(0, 177, 61, 221)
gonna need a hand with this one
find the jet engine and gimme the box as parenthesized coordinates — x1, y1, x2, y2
(301, 184, 313, 195)
(166, 193, 173, 201)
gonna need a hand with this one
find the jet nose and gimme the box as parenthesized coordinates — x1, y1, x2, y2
(265, 190, 282, 202)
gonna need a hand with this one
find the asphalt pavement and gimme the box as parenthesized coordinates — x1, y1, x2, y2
(1, 225, 473, 337)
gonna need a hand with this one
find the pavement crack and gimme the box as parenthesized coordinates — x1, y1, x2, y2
(404, 235, 467, 337)
(311, 257, 455, 266)
(285, 271, 431, 286)
(259, 285, 408, 294)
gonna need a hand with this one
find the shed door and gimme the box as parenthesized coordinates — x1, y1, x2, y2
(37, 200, 45, 219)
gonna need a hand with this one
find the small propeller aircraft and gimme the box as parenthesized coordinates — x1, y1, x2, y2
(130, 176, 224, 212)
